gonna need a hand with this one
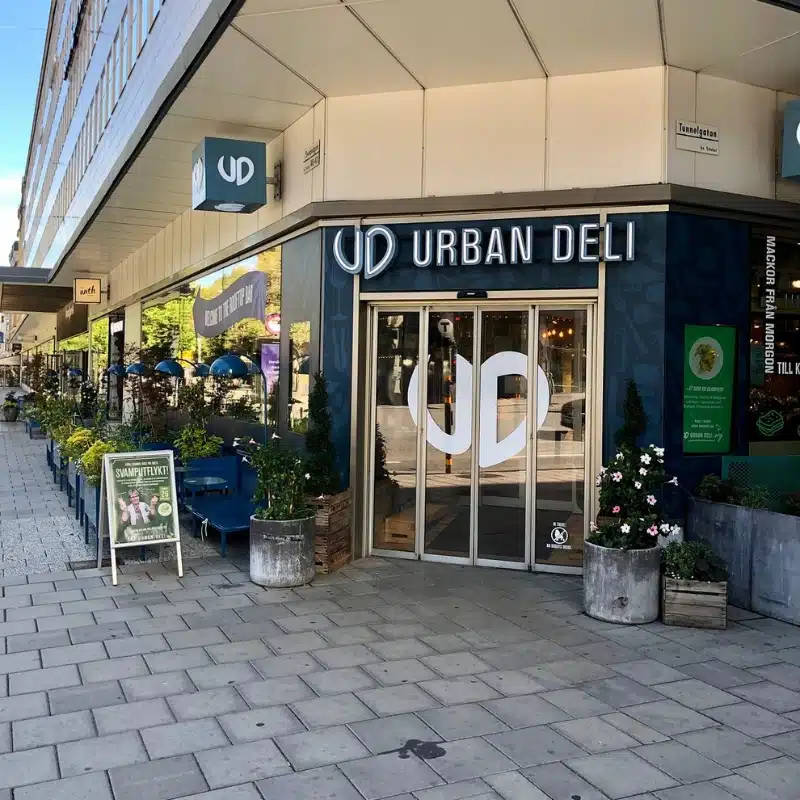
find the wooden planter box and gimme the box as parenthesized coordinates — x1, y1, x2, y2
(308, 488, 352, 574)
(662, 577, 727, 630)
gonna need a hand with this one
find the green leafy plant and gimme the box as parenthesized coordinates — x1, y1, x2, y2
(177, 381, 210, 426)
(78, 440, 118, 486)
(590, 444, 678, 550)
(305, 373, 340, 497)
(737, 485, 770, 509)
(614, 379, 647, 451)
(2, 392, 17, 410)
(62, 428, 97, 462)
(784, 494, 800, 517)
(238, 436, 312, 521)
(663, 540, 727, 583)
(174, 424, 223, 463)
(694, 474, 769, 510)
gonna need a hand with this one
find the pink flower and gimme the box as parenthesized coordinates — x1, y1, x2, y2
(646, 495, 657, 506)
(612, 506, 621, 514)
(611, 472, 623, 482)
(647, 525, 659, 536)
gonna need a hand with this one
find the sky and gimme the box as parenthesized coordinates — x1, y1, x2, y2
(0, 1, 51, 265)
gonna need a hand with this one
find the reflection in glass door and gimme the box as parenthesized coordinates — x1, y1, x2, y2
(423, 310, 474, 559)
(371, 311, 419, 553)
(477, 310, 528, 563)
(534, 309, 588, 569)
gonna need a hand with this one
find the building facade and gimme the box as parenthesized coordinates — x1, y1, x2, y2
(8, 0, 800, 572)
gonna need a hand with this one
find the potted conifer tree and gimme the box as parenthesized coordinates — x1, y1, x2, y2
(305, 373, 352, 573)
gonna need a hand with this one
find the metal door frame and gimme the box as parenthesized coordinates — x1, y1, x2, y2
(363, 297, 596, 572)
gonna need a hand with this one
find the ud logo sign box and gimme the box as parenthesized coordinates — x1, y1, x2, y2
(192, 137, 267, 213)
(781, 99, 800, 181)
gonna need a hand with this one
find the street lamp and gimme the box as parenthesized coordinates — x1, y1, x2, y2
(209, 354, 268, 444)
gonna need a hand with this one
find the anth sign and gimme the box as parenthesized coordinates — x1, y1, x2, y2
(333, 221, 635, 279)
(192, 137, 267, 213)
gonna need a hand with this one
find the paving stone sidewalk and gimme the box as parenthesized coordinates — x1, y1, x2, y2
(0, 420, 94, 575)
(0, 555, 796, 799)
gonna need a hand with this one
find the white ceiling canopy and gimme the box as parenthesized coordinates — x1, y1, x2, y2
(55, 0, 799, 285)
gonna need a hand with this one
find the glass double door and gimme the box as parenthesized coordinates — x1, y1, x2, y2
(369, 304, 592, 571)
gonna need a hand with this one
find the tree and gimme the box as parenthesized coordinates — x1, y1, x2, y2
(305, 373, 339, 496)
(615, 379, 647, 451)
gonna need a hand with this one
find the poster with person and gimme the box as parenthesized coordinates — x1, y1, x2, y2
(101, 451, 183, 585)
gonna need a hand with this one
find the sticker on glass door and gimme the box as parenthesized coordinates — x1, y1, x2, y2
(407, 356, 550, 466)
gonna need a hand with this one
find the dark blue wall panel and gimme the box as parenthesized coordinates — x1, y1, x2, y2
(664, 213, 751, 492)
(603, 213, 668, 461)
(321, 230, 355, 489)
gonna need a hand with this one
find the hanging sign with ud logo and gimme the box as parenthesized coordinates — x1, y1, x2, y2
(781, 100, 800, 181)
(191, 137, 267, 213)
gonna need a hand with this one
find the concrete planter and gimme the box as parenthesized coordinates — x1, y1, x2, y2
(250, 515, 316, 588)
(583, 540, 661, 624)
(688, 497, 800, 625)
(2, 406, 19, 422)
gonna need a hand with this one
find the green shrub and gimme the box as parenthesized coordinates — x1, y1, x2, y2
(62, 428, 97, 462)
(174, 424, 223, 463)
(695, 474, 769, 509)
(78, 440, 118, 486)
(663, 540, 727, 582)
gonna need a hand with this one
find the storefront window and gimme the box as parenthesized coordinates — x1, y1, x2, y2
(90, 318, 109, 384)
(141, 245, 283, 425)
(749, 232, 800, 455)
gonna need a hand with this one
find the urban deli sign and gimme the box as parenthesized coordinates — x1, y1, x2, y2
(192, 137, 267, 213)
(56, 301, 88, 342)
(333, 221, 636, 279)
(781, 99, 800, 181)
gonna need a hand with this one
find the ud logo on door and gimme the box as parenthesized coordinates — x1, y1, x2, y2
(407, 353, 551, 468)
(191, 137, 266, 213)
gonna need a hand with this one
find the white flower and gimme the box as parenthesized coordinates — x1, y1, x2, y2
(669, 476, 678, 486)
(660, 523, 671, 533)
(647, 525, 659, 536)
(271, 433, 281, 439)
(640, 453, 651, 465)
(242, 456, 250, 464)
(620, 523, 631, 534)
(616, 452, 624, 461)
(611, 472, 623, 482)
(639, 468, 648, 476)
(600, 466, 607, 475)
(646, 495, 657, 506)
(590, 521, 597, 532)
(654, 447, 665, 457)
(635, 481, 642, 489)
(249, 438, 257, 445)
(232, 438, 241, 446)
(304, 473, 311, 480)
(595, 477, 602, 487)
(670, 525, 681, 535)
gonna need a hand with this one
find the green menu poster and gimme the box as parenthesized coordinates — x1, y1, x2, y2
(683, 325, 736, 454)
